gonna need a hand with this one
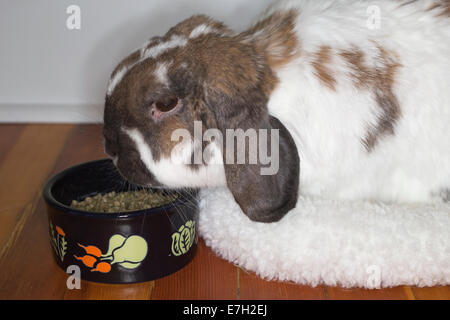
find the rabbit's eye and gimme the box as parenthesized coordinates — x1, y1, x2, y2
(150, 97, 180, 119)
(154, 98, 179, 112)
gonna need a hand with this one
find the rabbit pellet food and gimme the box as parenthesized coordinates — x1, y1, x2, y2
(70, 190, 178, 213)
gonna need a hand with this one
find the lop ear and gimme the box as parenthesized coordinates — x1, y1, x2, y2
(208, 88, 300, 222)
(223, 115, 300, 222)
(200, 39, 299, 222)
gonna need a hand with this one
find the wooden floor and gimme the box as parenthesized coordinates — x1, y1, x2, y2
(0, 124, 448, 300)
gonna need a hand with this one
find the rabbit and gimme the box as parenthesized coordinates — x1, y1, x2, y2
(103, 0, 450, 223)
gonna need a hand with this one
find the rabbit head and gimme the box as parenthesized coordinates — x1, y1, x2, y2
(103, 14, 300, 222)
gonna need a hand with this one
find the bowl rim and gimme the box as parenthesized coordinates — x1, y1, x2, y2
(43, 158, 198, 218)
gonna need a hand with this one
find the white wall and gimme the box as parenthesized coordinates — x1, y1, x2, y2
(0, 0, 272, 123)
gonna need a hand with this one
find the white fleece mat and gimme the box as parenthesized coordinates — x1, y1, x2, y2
(198, 188, 450, 288)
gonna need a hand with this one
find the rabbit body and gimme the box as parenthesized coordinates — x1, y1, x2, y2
(263, 0, 450, 202)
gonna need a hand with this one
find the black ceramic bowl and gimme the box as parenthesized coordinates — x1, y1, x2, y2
(43, 159, 199, 284)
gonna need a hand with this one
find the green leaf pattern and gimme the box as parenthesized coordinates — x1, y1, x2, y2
(171, 220, 196, 256)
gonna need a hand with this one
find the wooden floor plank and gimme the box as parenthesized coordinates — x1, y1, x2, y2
(0, 124, 75, 299)
(150, 239, 238, 300)
(0, 124, 74, 259)
(0, 196, 69, 299)
(239, 269, 326, 300)
(412, 286, 450, 300)
(49, 124, 105, 173)
(0, 124, 26, 165)
(64, 281, 154, 300)
(326, 285, 414, 300)
(403, 286, 416, 300)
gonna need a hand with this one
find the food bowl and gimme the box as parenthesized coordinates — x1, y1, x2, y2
(43, 159, 199, 284)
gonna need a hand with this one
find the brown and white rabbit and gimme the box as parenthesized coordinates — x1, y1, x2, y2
(103, 0, 450, 222)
